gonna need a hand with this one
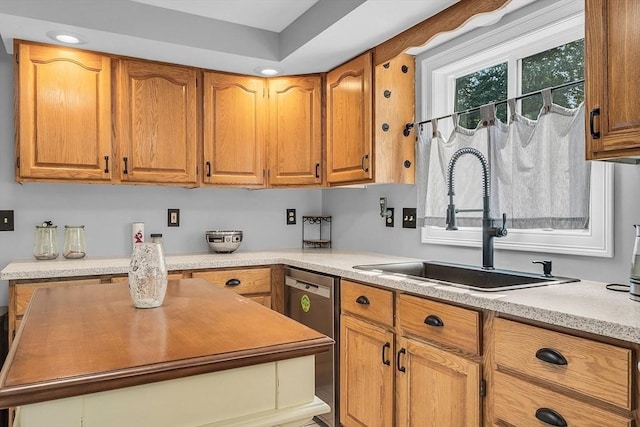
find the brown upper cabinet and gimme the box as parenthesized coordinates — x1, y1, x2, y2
(267, 75, 323, 186)
(115, 59, 198, 186)
(585, 0, 640, 161)
(326, 51, 415, 186)
(15, 41, 113, 182)
(202, 73, 322, 188)
(202, 72, 267, 187)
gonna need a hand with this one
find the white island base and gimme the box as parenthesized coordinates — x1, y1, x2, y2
(15, 356, 328, 427)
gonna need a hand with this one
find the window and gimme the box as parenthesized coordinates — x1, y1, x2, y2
(417, 1, 613, 257)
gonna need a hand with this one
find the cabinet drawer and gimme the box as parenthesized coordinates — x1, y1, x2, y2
(397, 294, 480, 355)
(341, 280, 393, 327)
(192, 268, 271, 295)
(493, 371, 632, 427)
(15, 279, 102, 316)
(494, 318, 632, 409)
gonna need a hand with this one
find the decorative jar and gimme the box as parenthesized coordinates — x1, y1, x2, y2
(34, 221, 58, 260)
(128, 242, 168, 308)
(63, 225, 86, 259)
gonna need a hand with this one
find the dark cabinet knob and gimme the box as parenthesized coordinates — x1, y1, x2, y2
(401, 65, 409, 73)
(123, 157, 129, 174)
(206, 161, 212, 177)
(104, 156, 109, 173)
(535, 348, 567, 365)
(355, 295, 370, 305)
(424, 314, 444, 327)
(589, 107, 600, 139)
(397, 348, 406, 372)
(382, 123, 390, 132)
(225, 278, 241, 287)
(383, 90, 391, 98)
(381, 342, 391, 366)
(535, 408, 567, 426)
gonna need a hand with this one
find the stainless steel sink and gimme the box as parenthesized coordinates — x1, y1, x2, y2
(352, 261, 579, 292)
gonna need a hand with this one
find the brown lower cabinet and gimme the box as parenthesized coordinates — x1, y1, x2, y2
(340, 280, 481, 427)
(340, 280, 639, 426)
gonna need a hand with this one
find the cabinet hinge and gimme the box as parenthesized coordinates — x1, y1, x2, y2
(15, 52, 18, 64)
(480, 379, 486, 397)
(16, 156, 20, 169)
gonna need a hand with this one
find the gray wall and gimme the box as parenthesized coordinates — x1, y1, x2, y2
(0, 46, 322, 306)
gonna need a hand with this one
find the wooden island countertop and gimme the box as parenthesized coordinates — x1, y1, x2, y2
(0, 278, 333, 409)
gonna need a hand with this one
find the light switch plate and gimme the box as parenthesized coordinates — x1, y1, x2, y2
(402, 208, 417, 228)
(0, 210, 14, 231)
(168, 209, 180, 227)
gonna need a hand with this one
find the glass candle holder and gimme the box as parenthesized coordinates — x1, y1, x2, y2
(128, 242, 168, 308)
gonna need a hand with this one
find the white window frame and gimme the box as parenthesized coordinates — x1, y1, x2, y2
(419, 1, 614, 258)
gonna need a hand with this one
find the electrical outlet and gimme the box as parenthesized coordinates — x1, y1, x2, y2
(0, 210, 14, 231)
(286, 209, 296, 225)
(386, 208, 394, 227)
(402, 208, 417, 228)
(168, 209, 180, 227)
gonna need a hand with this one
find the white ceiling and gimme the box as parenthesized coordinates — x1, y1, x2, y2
(0, 0, 530, 76)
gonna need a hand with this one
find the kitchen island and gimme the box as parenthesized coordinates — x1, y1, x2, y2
(0, 278, 333, 427)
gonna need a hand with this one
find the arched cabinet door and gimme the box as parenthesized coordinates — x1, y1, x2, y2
(16, 42, 113, 182)
(202, 72, 266, 187)
(267, 75, 322, 187)
(115, 59, 198, 186)
(326, 52, 373, 185)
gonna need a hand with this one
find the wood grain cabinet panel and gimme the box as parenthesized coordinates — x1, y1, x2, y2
(340, 314, 394, 427)
(267, 75, 322, 186)
(493, 371, 632, 427)
(115, 59, 198, 186)
(203, 72, 266, 186)
(192, 267, 272, 308)
(398, 293, 480, 356)
(396, 336, 481, 427)
(326, 52, 373, 185)
(494, 317, 632, 410)
(15, 41, 112, 182)
(586, 0, 640, 160)
(341, 280, 394, 327)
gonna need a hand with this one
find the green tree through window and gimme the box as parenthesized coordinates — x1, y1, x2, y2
(454, 39, 584, 126)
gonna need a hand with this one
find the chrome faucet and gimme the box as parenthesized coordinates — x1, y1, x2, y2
(445, 147, 507, 270)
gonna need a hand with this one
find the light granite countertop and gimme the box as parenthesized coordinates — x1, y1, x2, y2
(2, 248, 640, 344)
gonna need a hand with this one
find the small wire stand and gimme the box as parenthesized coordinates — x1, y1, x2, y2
(302, 216, 332, 248)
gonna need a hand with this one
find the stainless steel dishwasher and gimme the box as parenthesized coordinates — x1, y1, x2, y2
(284, 267, 339, 427)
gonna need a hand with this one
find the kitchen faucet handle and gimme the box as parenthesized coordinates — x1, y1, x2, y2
(496, 213, 508, 237)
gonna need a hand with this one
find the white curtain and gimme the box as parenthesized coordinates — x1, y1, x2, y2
(419, 93, 590, 230)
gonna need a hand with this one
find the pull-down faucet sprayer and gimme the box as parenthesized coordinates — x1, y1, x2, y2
(446, 147, 507, 270)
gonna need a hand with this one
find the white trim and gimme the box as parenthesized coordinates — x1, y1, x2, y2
(421, 162, 614, 257)
(418, 0, 614, 258)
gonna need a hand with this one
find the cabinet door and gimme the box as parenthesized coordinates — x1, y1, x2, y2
(16, 42, 112, 181)
(268, 76, 322, 186)
(586, 0, 640, 160)
(203, 72, 266, 186)
(116, 60, 198, 185)
(396, 337, 481, 427)
(326, 52, 373, 185)
(340, 315, 394, 427)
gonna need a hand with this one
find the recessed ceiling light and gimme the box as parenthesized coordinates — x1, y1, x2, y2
(46, 31, 87, 45)
(255, 67, 281, 76)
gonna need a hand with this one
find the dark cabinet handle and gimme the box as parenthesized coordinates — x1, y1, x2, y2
(225, 278, 241, 287)
(104, 156, 109, 173)
(123, 157, 129, 174)
(424, 314, 444, 327)
(361, 154, 369, 172)
(315, 163, 320, 179)
(381, 342, 391, 366)
(355, 295, 370, 305)
(397, 348, 406, 372)
(589, 107, 600, 139)
(206, 161, 211, 177)
(535, 408, 567, 426)
(535, 348, 567, 366)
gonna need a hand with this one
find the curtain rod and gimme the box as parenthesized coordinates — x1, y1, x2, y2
(403, 78, 585, 135)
